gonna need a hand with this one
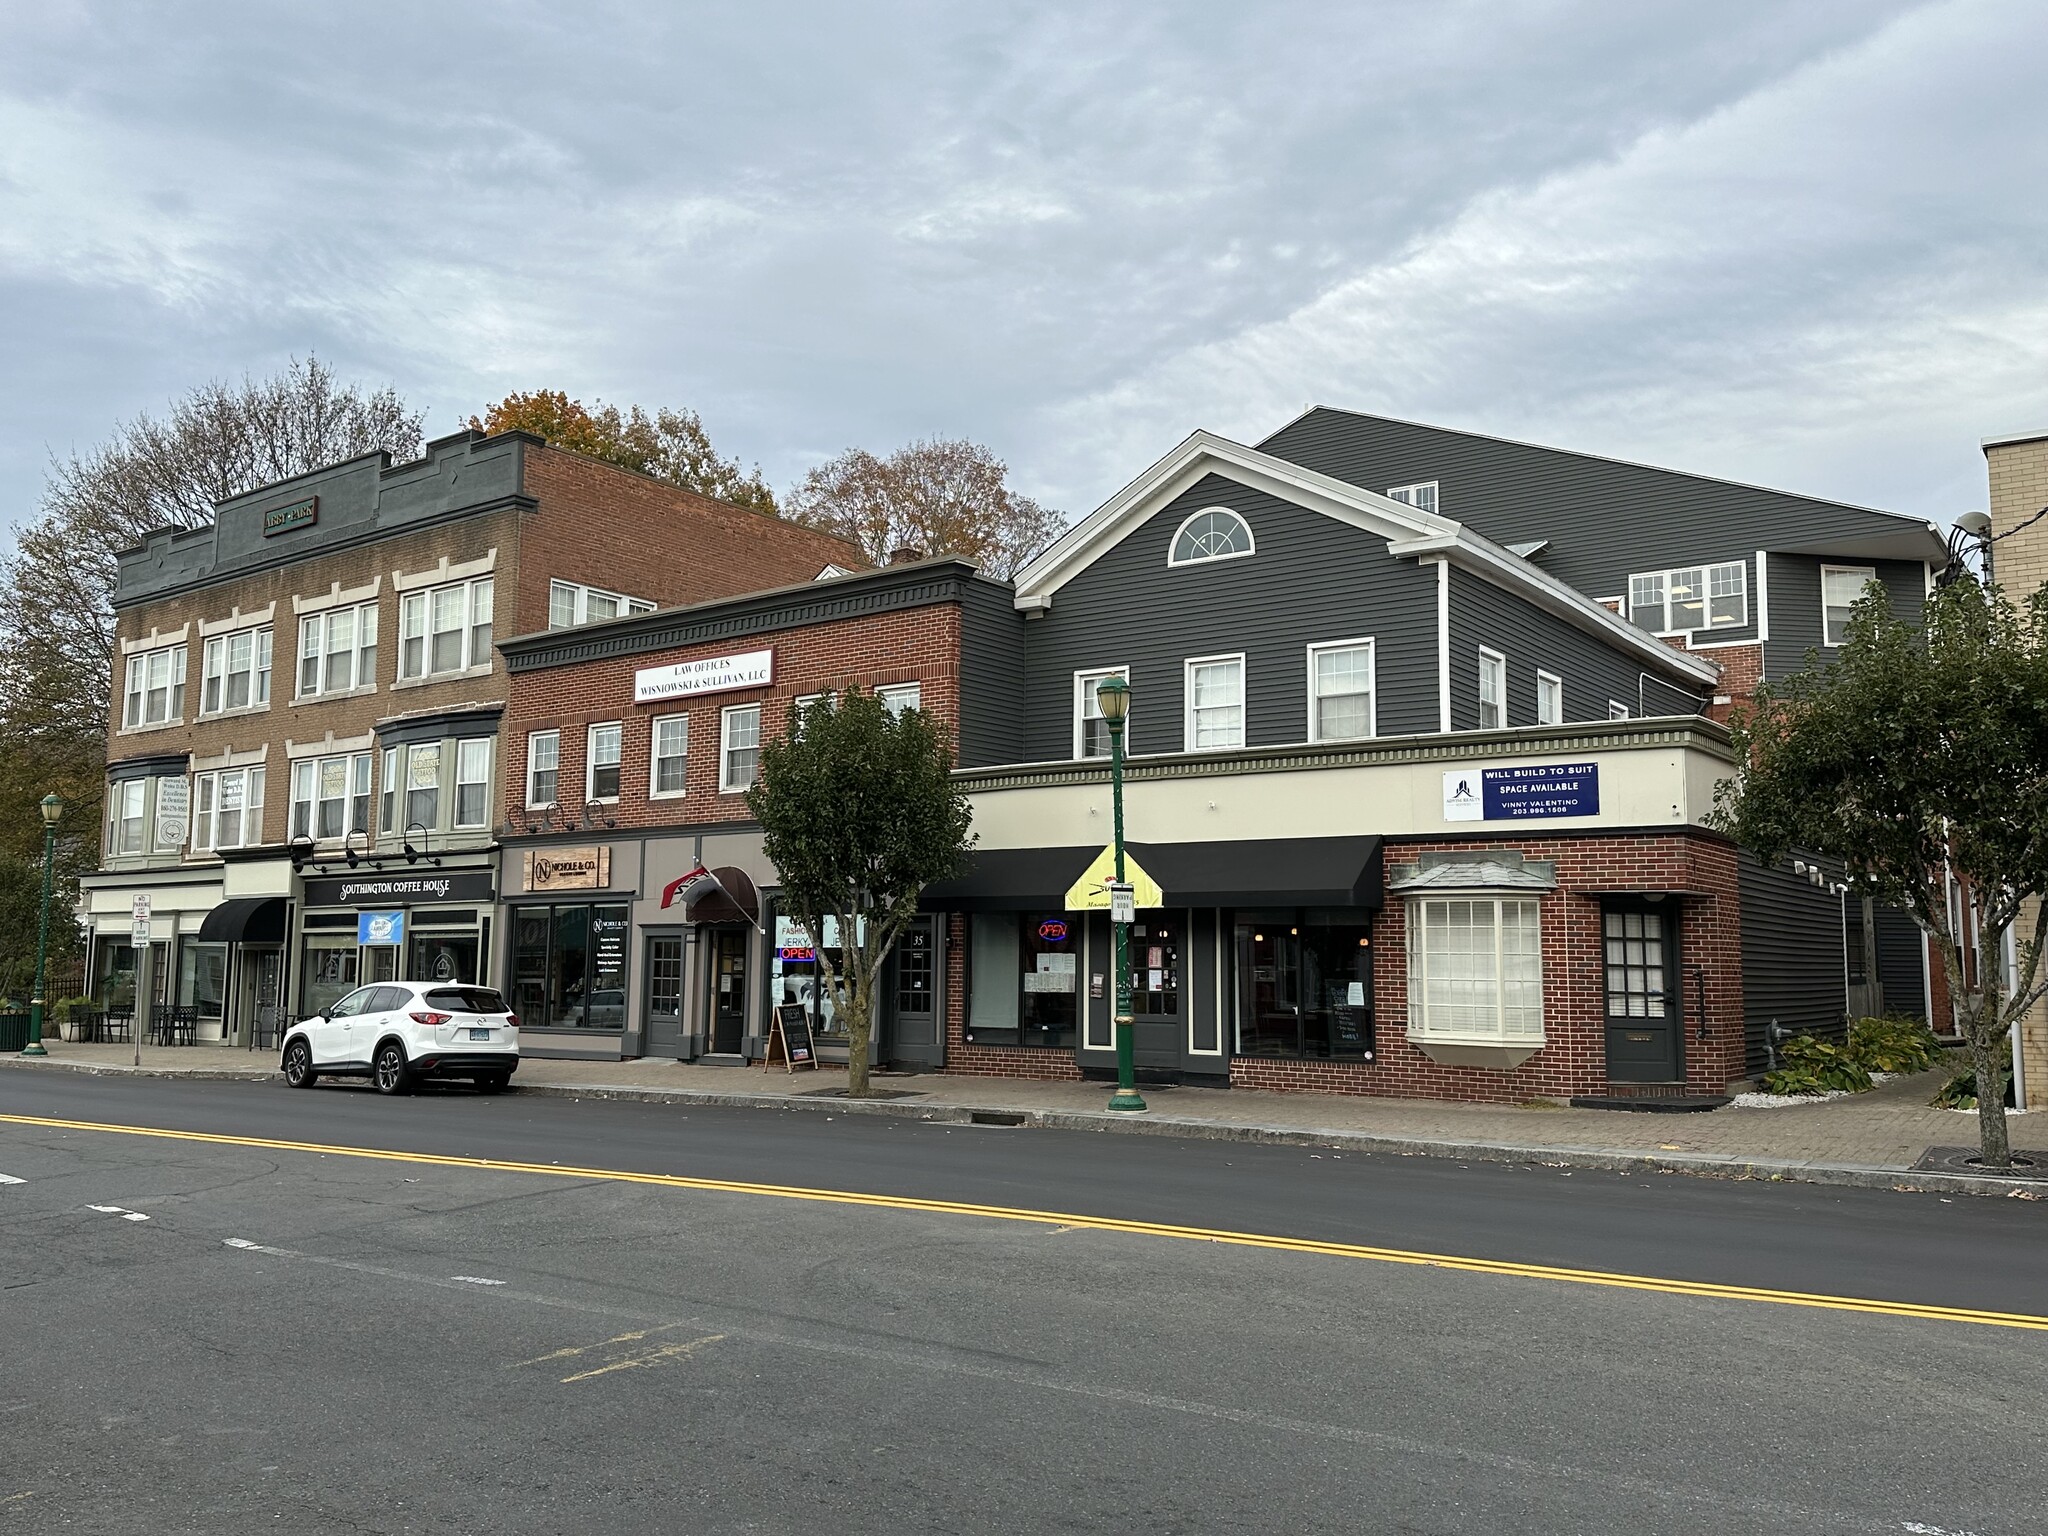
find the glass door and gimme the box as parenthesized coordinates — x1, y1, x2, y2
(1602, 901, 1680, 1082)
(645, 935, 685, 1057)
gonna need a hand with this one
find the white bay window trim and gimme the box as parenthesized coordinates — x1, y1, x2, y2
(454, 738, 492, 829)
(1405, 896, 1545, 1047)
(193, 765, 266, 852)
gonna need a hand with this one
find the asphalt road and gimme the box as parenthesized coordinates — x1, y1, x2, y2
(1, 1072, 2044, 1535)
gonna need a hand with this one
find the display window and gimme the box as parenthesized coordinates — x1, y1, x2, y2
(1234, 911, 1375, 1060)
(512, 903, 630, 1029)
(967, 912, 1079, 1048)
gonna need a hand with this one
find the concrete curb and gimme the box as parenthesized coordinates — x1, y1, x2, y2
(7, 1054, 2041, 1200)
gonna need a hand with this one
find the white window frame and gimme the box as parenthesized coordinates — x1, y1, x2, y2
(1166, 507, 1255, 568)
(877, 682, 922, 717)
(1821, 564, 1878, 647)
(1386, 480, 1439, 515)
(1405, 895, 1545, 1046)
(398, 577, 493, 681)
(297, 603, 378, 698)
(1627, 560, 1747, 635)
(199, 626, 272, 716)
(720, 704, 762, 794)
(122, 644, 188, 730)
(403, 741, 442, 831)
(1536, 670, 1563, 727)
(454, 737, 492, 830)
(1306, 638, 1376, 744)
(1183, 653, 1246, 752)
(1477, 647, 1506, 730)
(586, 722, 623, 804)
(1608, 700, 1631, 721)
(193, 765, 266, 852)
(1073, 666, 1130, 761)
(650, 714, 690, 799)
(110, 779, 148, 855)
(290, 752, 372, 843)
(526, 730, 560, 809)
(380, 746, 399, 833)
(548, 579, 655, 630)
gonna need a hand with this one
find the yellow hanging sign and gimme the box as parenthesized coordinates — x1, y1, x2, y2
(1063, 845, 1164, 911)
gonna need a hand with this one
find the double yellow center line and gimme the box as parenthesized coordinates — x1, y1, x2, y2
(6, 1110, 2045, 1332)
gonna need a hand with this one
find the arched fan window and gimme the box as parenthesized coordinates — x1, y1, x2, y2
(1167, 507, 1255, 567)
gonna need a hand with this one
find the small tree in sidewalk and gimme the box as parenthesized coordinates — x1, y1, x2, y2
(748, 688, 972, 1097)
(1713, 575, 2048, 1167)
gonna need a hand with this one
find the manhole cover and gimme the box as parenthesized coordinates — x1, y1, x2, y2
(796, 1087, 927, 1102)
(1910, 1146, 2048, 1180)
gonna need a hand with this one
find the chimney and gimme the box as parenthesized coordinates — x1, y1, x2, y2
(888, 546, 926, 566)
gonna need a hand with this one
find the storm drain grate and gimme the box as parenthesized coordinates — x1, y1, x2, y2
(968, 1110, 1029, 1127)
(1910, 1146, 2048, 1181)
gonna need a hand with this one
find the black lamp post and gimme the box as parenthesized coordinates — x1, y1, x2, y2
(1094, 677, 1146, 1113)
(23, 793, 64, 1056)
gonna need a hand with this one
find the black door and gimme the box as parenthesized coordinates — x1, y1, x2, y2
(1602, 901, 1681, 1082)
(1128, 914, 1184, 1071)
(645, 935, 686, 1057)
(885, 919, 941, 1068)
(708, 927, 749, 1054)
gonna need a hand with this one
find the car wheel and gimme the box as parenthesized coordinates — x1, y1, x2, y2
(373, 1040, 412, 1096)
(476, 1071, 510, 1095)
(282, 1039, 317, 1089)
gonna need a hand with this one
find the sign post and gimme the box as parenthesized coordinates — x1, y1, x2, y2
(130, 896, 152, 1067)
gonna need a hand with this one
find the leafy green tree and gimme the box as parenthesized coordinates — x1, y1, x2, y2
(468, 390, 778, 514)
(1714, 575, 2048, 1166)
(783, 438, 1064, 579)
(748, 688, 972, 1097)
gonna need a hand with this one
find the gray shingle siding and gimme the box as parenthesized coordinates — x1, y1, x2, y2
(1874, 905, 1929, 1024)
(1739, 853, 1850, 1073)
(1447, 567, 1706, 727)
(957, 577, 1027, 768)
(1761, 554, 1927, 684)
(1021, 474, 1442, 759)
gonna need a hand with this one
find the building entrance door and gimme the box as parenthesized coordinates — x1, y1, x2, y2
(236, 947, 283, 1049)
(885, 919, 941, 1068)
(646, 935, 686, 1057)
(1602, 900, 1682, 1082)
(708, 927, 749, 1054)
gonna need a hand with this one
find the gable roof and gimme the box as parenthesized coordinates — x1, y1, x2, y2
(1012, 430, 1717, 686)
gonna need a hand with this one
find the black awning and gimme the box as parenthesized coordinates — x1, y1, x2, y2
(918, 846, 1097, 912)
(1130, 836, 1383, 909)
(196, 896, 287, 944)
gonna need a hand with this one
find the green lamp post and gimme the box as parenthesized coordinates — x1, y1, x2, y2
(1094, 676, 1146, 1113)
(23, 792, 65, 1056)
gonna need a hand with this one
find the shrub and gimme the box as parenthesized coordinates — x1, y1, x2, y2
(1763, 1034, 1875, 1095)
(1846, 1015, 1941, 1075)
(1930, 1067, 2016, 1110)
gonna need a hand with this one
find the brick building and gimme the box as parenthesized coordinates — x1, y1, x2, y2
(81, 429, 858, 1045)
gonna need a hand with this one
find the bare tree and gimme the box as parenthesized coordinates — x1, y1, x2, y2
(783, 438, 1064, 580)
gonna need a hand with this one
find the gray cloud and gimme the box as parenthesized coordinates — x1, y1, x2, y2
(2, 0, 2038, 538)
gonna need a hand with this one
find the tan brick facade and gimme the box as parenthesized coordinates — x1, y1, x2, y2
(1986, 427, 2048, 1105)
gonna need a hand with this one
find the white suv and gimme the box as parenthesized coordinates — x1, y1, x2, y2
(281, 981, 519, 1095)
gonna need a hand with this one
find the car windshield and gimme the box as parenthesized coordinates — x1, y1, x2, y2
(422, 987, 510, 1015)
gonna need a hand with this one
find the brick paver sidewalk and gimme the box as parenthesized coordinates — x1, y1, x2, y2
(7, 1038, 2040, 1188)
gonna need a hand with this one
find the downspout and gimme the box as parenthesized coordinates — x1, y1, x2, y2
(1434, 558, 1451, 733)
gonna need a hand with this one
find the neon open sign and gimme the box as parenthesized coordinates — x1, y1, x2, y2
(1038, 919, 1069, 942)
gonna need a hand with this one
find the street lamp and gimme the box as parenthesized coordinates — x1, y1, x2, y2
(1095, 676, 1146, 1113)
(23, 792, 64, 1056)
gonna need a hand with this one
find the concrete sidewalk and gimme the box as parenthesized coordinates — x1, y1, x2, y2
(6, 1038, 2044, 1198)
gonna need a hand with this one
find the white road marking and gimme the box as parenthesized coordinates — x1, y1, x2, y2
(450, 1276, 507, 1286)
(0, 1173, 25, 1185)
(86, 1204, 150, 1221)
(1902, 1524, 1987, 1535)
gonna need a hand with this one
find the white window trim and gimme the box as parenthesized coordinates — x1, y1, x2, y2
(198, 625, 272, 718)
(1182, 652, 1247, 753)
(1165, 507, 1256, 569)
(392, 548, 497, 593)
(121, 644, 189, 733)
(294, 603, 379, 701)
(1820, 564, 1878, 648)
(1404, 894, 1545, 1046)
(193, 764, 266, 853)
(877, 681, 923, 716)
(1305, 638, 1376, 744)
(452, 737, 492, 830)
(1626, 559, 1749, 636)
(1608, 700, 1631, 721)
(720, 703, 762, 794)
(396, 576, 493, 685)
(586, 721, 623, 804)
(525, 730, 560, 810)
(549, 578, 656, 629)
(1535, 670, 1563, 727)
(650, 714, 690, 800)
(1477, 647, 1507, 730)
(1073, 666, 1130, 761)
(1386, 480, 1439, 514)
(289, 750, 373, 844)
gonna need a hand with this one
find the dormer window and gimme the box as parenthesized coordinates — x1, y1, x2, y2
(1168, 508, 1254, 567)
(1387, 481, 1439, 514)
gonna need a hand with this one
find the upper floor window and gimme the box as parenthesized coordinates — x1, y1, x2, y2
(877, 682, 922, 717)
(1168, 508, 1254, 567)
(1821, 565, 1878, 647)
(122, 645, 187, 729)
(1478, 648, 1506, 730)
(194, 766, 266, 852)
(290, 752, 371, 842)
(200, 628, 272, 715)
(1074, 667, 1129, 760)
(455, 739, 492, 830)
(1608, 700, 1631, 721)
(526, 730, 560, 808)
(651, 715, 689, 798)
(403, 742, 442, 830)
(399, 577, 492, 681)
(548, 580, 654, 630)
(587, 723, 623, 802)
(298, 604, 377, 697)
(1185, 655, 1245, 751)
(108, 779, 148, 855)
(1536, 671, 1563, 727)
(1387, 481, 1439, 515)
(721, 704, 761, 792)
(1308, 640, 1374, 743)
(1628, 561, 1746, 635)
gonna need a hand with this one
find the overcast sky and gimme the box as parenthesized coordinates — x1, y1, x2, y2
(3, 0, 2043, 535)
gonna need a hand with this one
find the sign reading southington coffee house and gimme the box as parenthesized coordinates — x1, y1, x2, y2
(634, 648, 773, 704)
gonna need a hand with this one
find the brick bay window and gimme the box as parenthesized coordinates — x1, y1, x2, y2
(1392, 853, 1556, 1069)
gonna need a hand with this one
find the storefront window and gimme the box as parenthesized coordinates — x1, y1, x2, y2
(411, 932, 480, 986)
(301, 938, 360, 1017)
(772, 912, 847, 1039)
(967, 912, 1077, 1048)
(1235, 912, 1374, 1059)
(178, 942, 227, 1024)
(512, 904, 629, 1029)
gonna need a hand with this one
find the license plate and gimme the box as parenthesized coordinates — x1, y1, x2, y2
(468, 1028, 491, 1041)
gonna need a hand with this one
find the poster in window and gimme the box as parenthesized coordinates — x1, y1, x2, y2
(153, 777, 190, 851)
